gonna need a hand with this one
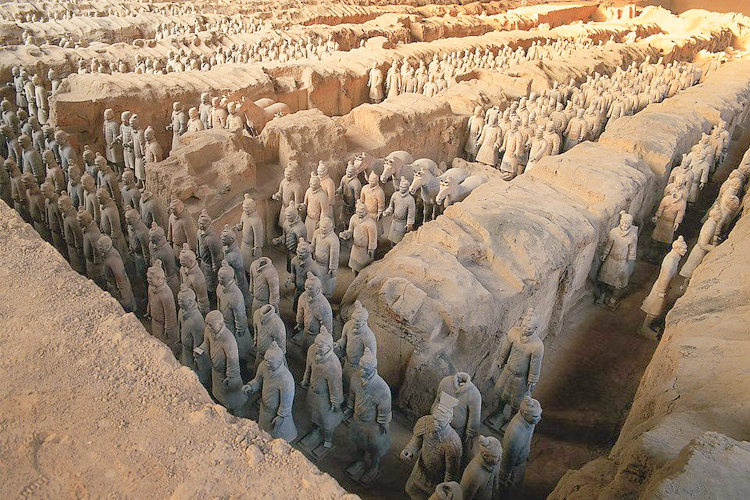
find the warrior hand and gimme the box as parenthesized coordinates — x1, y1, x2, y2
(400, 449, 414, 461)
(284, 277, 293, 288)
(272, 416, 283, 431)
(406, 224, 413, 232)
(271, 192, 281, 201)
(368, 249, 375, 259)
(300, 379, 309, 389)
(335, 188, 343, 196)
(651, 216, 657, 223)
(328, 268, 336, 278)
(526, 382, 536, 395)
(673, 222, 679, 231)
(242, 384, 254, 395)
(699, 182, 705, 190)
(379, 422, 389, 434)
(601, 253, 608, 262)
(272, 237, 282, 246)
(253, 247, 261, 257)
(342, 407, 353, 420)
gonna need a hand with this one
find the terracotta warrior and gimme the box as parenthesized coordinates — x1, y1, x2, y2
(119, 111, 134, 171)
(310, 216, 339, 299)
(336, 300, 378, 388)
(125, 208, 151, 297)
(20, 133, 44, 185)
(168, 199, 197, 259)
(381, 176, 416, 245)
(243, 341, 297, 441)
(199, 310, 246, 414)
(66, 164, 84, 210)
(221, 224, 251, 310)
(235, 194, 264, 269)
(196, 210, 222, 308)
(368, 63, 385, 104)
(486, 308, 544, 431)
(464, 106, 484, 162)
(249, 256, 279, 317)
(303, 173, 330, 240)
(177, 284, 210, 389)
(179, 243, 210, 316)
(360, 171, 386, 230)
(144, 126, 163, 165)
(121, 170, 142, 212)
(103, 109, 123, 170)
(317, 161, 336, 220)
(273, 201, 307, 273)
(337, 162, 362, 223)
(130, 114, 146, 183)
(217, 262, 249, 339)
(459, 436, 502, 500)
(187, 107, 204, 132)
(148, 223, 180, 300)
(402, 392, 463, 500)
(77, 208, 106, 288)
(23, 172, 51, 242)
(80, 172, 100, 223)
(167, 102, 187, 150)
(287, 238, 323, 312)
(301, 326, 344, 449)
(294, 272, 333, 352)
(147, 259, 179, 356)
(679, 208, 721, 289)
(97, 187, 130, 263)
(140, 190, 168, 230)
(596, 211, 638, 307)
(640, 236, 688, 338)
(651, 185, 687, 248)
(432, 373, 482, 465)
(271, 165, 304, 227)
(58, 192, 85, 274)
(253, 304, 286, 372)
(97, 235, 136, 313)
(340, 200, 377, 274)
(40, 180, 67, 258)
(343, 347, 392, 485)
(496, 397, 542, 499)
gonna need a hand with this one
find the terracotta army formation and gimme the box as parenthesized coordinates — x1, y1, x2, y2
(7, 7, 750, 499)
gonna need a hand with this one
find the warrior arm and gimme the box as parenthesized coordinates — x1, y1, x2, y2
(444, 442, 462, 482)
(528, 343, 544, 385)
(277, 377, 294, 417)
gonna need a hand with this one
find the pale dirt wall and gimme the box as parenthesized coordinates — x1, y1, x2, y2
(0, 201, 352, 500)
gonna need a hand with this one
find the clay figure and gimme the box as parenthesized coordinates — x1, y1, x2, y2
(168, 199, 197, 259)
(287, 239, 323, 312)
(217, 262, 249, 339)
(81, 173, 100, 223)
(294, 272, 333, 353)
(271, 165, 304, 226)
(179, 243, 210, 316)
(343, 347, 392, 485)
(651, 185, 687, 246)
(337, 163, 362, 223)
(103, 109, 124, 169)
(432, 373, 482, 464)
(125, 208, 151, 295)
(253, 304, 286, 372)
(236, 194, 263, 269)
(679, 207, 721, 289)
(130, 114, 146, 182)
(177, 284, 211, 389)
(496, 397, 542, 499)
(436, 175, 486, 209)
(402, 392, 463, 500)
(301, 326, 344, 449)
(200, 310, 247, 414)
(360, 171, 386, 228)
(221, 224, 251, 310)
(340, 200, 377, 274)
(149, 223, 180, 300)
(196, 209, 222, 307)
(58, 192, 85, 274)
(486, 308, 544, 431)
(168, 102, 188, 150)
(121, 170, 141, 211)
(243, 341, 297, 441)
(22, 172, 51, 242)
(144, 126, 163, 165)
(119, 111, 134, 172)
(368, 63, 385, 104)
(381, 176, 416, 244)
(335, 300, 377, 388)
(77, 208, 107, 288)
(640, 236, 688, 337)
(459, 436, 502, 500)
(596, 211, 638, 307)
(303, 174, 330, 240)
(97, 187, 130, 266)
(247, 256, 278, 315)
(380, 151, 415, 190)
(40, 181, 67, 258)
(20, 134, 44, 185)
(187, 107, 204, 132)
(97, 235, 136, 312)
(140, 191, 168, 230)
(317, 162, 336, 220)
(310, 216, 339, 299)
(430, 482, 464, 500)
(147, 259, 179, 356)
(464, 106, 484, 161)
